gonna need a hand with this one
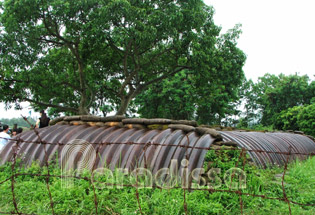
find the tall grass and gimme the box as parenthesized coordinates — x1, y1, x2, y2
(0, 156, 314, 214)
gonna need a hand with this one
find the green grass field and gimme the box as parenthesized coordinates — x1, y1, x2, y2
(0, 155, 314, 215)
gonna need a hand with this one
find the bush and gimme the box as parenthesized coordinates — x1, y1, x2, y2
(273, 103, 315, 136)
(274, 106, 303, 131)
(297, 103, 315, 136)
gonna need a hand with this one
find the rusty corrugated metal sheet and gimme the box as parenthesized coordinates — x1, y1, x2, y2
(1, 125, 314, 171)
(0, 125, 215, 174)
(220, 131, 315, 168)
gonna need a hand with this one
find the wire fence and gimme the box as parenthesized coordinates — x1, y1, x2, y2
(0, 126, 315, 215)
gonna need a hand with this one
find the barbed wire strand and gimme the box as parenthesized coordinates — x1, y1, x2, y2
(135, 145, 143, 215)
(282, 146, 292, 215)
(31, 126, 55, 215)
(183, 135, 191, 215)
(10, 135, 21, 215)
(2, 136, 315, 157)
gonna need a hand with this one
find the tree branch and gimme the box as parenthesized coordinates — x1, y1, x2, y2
(133, 65, 191, 96)
(142, 46, 175, 68)
(106, 36, 124, 57)
(41, 11, 74, 46)
(23, 98, 78, 113)
(37, 37, 64, 46)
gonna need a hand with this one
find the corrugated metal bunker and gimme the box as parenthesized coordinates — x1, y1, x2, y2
(1, 116, 314, 174)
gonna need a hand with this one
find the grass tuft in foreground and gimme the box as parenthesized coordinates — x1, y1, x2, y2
(0, 154, 314, 214)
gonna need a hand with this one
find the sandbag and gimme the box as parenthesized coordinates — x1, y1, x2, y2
(144, 118, 172, 125)
(105, 122, 123, 127)
(122, 118, 148, 124)
(70, 121, 87, 126)
(95, 122, 106, 127)
(100, 115, 125, 122)
(64, 116, 81, 121)
(195, 127, 222, 139)
(171, 120, 197, 127)
(56, 121, 69, 125)
(86, 122, 98, 126)
(168, 124, 195, 133)
(124, 124, 146, 129)
(81, 115, 102, 122)
(49, 117, 65, 125)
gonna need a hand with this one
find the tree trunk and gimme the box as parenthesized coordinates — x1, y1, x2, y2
(116, 96, 132, 116)
(78, 96, 89, 115)
(115, 84, 148, 116)
(76, 50, 90, 115)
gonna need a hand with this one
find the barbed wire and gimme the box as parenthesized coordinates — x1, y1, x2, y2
(0, 130, 314, 215)
(2, 136, 315, 156)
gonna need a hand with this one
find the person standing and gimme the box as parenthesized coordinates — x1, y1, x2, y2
(11, 128, 18, 137)
(35, 110, 50, 128)
(17, 127, 23, 134)
(0, 125, 11, 150)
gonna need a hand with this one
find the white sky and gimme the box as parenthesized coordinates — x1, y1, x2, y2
(205, 0, 315, 81)
(0, 102, 38, 119)
(1, 0, 315, 119)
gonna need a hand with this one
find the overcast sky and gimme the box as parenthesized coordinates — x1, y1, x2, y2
(1, 0, 314, 119)
(205, 0, 315, 81)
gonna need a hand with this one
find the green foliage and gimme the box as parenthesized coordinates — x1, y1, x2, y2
(0, 156, 315, 214)
(249, 124, 274, 132)
(297, 103, 315, 136)
(135, 23, 246, 124)
(203, 146, 252, 172)
(275, 103, 315, 136)
(0, 0, 245, 116)
(238, 79, 260, 127)
(242, 73, 315, 132)
(0, 117, 35, 128)
(135, 70, 196, 120)
(274, 106, 303, 131)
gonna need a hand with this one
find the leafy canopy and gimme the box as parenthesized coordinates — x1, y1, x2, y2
(135, 25, 246, 125)
(240, 73, 314, 135)
(0, 0, 245, 117)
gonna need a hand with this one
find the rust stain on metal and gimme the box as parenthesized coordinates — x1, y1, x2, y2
(1, 125, 314, 171)
(0, 125, 215, 174)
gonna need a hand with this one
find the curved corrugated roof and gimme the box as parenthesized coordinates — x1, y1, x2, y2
(220, 131, 315, 168)
(0, 125, 215, 175)
(0, 125, 314, 171)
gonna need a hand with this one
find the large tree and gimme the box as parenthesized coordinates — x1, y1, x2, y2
(0, 0, 243, 116)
